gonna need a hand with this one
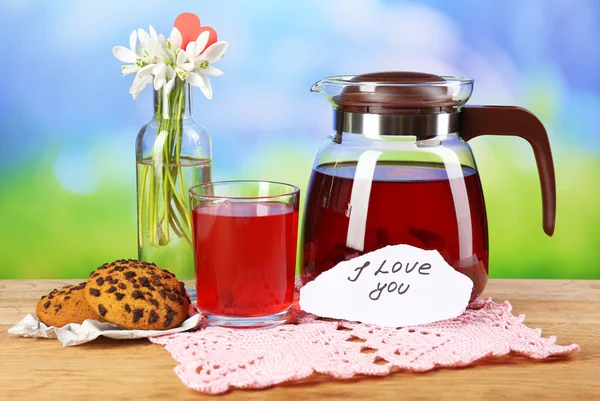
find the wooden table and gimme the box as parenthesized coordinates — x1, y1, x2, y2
(0, 279, 598, 400)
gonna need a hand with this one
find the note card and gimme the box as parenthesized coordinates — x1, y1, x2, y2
(299, 244, 473, 327)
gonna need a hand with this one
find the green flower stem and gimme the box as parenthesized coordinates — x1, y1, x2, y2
(148, 162, 157, 245)
(164, 169, 191, 229)
(175, 84, 192, 228)
(137, 164, 150, 245)
(143, 79, 193, 248)
(167, 202, 184, 237)
(163, 168, 170, 243)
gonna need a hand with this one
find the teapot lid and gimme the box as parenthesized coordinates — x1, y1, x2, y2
(313, 72, 473, 114)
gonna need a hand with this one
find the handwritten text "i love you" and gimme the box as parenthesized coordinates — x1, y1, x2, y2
(347, 260, 431, 301)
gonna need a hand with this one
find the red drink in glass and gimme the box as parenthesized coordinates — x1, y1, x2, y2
(193, 202, 298, 316)
(190, 181, 300, 328)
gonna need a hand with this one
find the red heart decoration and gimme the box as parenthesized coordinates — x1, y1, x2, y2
(174, 12, 218, 53)
(174, 13, 201, 50)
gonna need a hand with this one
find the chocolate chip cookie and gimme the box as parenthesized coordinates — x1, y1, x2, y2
(36, 282, 105, 327)
(84, 259, 190, 330)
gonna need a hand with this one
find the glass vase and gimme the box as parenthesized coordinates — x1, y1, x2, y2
(135, 80, 211, 297)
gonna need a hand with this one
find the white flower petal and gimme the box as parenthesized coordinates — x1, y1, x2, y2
(164, 76, 176, 94)
(113, 46, 137, 63)
(166, 66, 176, 79)
(137, 64, 155, 77)
(130, 74, 149, 89)
(169, 27, 182, 50)
(185, 42, 197, 60)
(150, 29, 170, 60)
(149, 25, 158, 40)
(186, 72, 205, 87)
(136, 43, 146, 58)
(154, 75, 165, 90)
(153, 62, 166, 77)
(139, 30, 164, 61)
(195, 31, 210, 55)
(162, 88, 170, 119)
(203, 66, 223, 76)
(130, 75, 152, 99)
(182, 62, 194, 72)
(158, 34, 166, 46)
(129, 80, 139, 96)
(199, 76, 213, 100)
(129, 30, 137, 52)
(157, 47, 169, 61)
(176, 49, 187, 66)
(202, 41, 228, 62)
(188, 72, 212, 99)
(138, 28, 152, 48)
(122, 65, 140, 76)
(152, 131, 169, 181)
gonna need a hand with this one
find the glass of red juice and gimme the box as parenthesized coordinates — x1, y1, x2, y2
(189, 180, 300, 329)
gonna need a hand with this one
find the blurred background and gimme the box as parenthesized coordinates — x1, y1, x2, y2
(0, 0, 598, 279)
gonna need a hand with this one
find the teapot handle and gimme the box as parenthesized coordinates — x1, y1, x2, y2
(460, 105, 556, 236)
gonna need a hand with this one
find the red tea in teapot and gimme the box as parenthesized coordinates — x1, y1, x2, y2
(302, 161, 489, 297)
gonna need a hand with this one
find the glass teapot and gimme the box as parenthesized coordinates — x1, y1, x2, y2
(301, 72, 556, 299)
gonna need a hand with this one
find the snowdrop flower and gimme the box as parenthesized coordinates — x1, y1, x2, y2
(186, 31, 226, 76)
(174, 49, 194, 80)
(113, 30, 142, 76)
(154, 49, 191, 95)
(114, 26, 165, 75)
(113, 23, 227, 100)
(153, 28, 192, 94)
(163, 28, 182, 59)
(184, 32, 228, 99)
(138, 26, 168, 63)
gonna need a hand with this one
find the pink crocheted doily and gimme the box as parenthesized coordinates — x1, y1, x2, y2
(151, 281, 579, 394)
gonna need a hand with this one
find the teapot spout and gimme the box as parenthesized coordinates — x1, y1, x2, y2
(310, 79, 327, 93)
(311, 76, 353, 108)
